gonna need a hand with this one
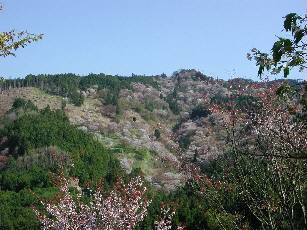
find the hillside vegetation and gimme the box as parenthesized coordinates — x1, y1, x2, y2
(1, 69, 306, 229)
(1, 3, 307, 229)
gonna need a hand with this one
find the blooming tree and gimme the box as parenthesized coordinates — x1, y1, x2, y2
(34, 174, 95, 230)
(34, 175, 150, 230)
(93, 177, 150, 230)
(154, 208, 175, 230)
(222, 85, 307, 229)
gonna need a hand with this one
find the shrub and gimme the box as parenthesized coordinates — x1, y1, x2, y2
(190, 104, 211, 120)
(179, 133, 193, 150)
(70, 91, 84, 106)
(154, 129, 161, 140)
(11, 98, 37, 111)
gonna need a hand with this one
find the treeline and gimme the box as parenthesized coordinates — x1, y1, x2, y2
(0, 73, 160, 106)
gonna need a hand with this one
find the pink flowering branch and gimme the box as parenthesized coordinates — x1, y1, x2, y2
(34, 175, 150, 230)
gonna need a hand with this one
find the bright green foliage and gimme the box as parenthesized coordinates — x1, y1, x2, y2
(3, 107, 119, 183)
(0, 105, 122, 229)
(0, 190, 39, 229)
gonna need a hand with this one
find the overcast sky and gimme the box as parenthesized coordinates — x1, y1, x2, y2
(0, 0, 306, 80)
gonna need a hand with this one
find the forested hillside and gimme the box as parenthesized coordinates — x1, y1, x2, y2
(0, 3, 306, 229)
(0, 69, 306, 229)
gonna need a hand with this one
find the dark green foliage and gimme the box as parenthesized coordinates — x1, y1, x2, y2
(170, 188, 208, 229)
(61, 99, 67, 110)
(202, 146, 307, 229)
(115, 104, 122, 115)
(70, 90, 84, 106)
(25, 74, 83, 106)
(204, 209, 238, 230)
(283, 13, 306, 44)
(79, 73, 159, 91)
(2, 107, 119, 183)
(105, 89, 119, 106)
(5, 73, 160, 107)
(164, 86, 182, 115)
(190, 105, 211, 121)
(272, 38, 293, 63)
(81, 74, 160, 110)
(234, 95, 262, 114)
(172, 122, 181, 132)
(179, 133, 193, 150)
(166, 95, 180, 115)
(210, 94, 230, 106)
(11, 98, 37, 111)
(0, 162, 50, 191)
(0, 190, 40, 229)
(154, 129, 161, 140)
(249, 13, 306, 77)
(0, 107, 122, 229)
(211, 94, 262, 114)
(137, 181, 239, 230)
(172, 117, 186, 132)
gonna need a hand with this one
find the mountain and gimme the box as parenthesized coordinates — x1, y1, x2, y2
(1, 69, 295, 188)
(0, 69, 306, 229)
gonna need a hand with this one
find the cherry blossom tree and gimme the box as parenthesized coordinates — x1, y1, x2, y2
(154, 208, 175, 230)
(34, 175, 150, 230)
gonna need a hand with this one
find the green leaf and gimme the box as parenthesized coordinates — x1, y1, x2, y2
(289, 56, 303, 67)
(283, 39, 293, 52)
(294, 29, 304, 44)
(272, 40, 283, 63)
(283, 66, 289, 78)
(258, 65, 264, 76)
(283, 13, 297, 32)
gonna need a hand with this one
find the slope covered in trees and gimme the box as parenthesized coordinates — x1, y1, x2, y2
(0, 103, 122, 229)
(0, 8, 306, 230)
(1, 71, 305, 229)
